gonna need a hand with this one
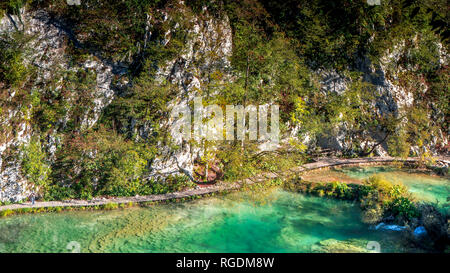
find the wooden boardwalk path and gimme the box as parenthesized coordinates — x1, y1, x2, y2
(1, 156, 448, 212)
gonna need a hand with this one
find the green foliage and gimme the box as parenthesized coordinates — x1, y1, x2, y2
(147, 175, 195, 195)
(285, 177, 359, 201)
(21, 137, 51, 193)
(102, 203, 119, 210)
(361, 204, 384, 225)
(408, 31, 442, 74)
(224, 29, 315, 118)
(29, 67, 98, 134)
(102, 72, 177, 142)
(286, 174, 421, 224)
(39, 0, 167, 62)
(50, 127, 155, 199)
(360, 175, 420, 222)
(387, 128, 411, 158)
(0, 32, 32, 87)
(47, 125, 195, 199)
(45, 185, 77, 201)
(326, 181, 352, 199)
(0, 0, 29, 15)
(259, 0, 392, 69)
(0, 0, 447, 203)
(224, 0, 448, 157)
(363, 175, 396, 195)
(388, 196, 419, 219)
(103, 150, 148, 196)
(426, 66, 449, 132)
(397, 106, 439, 160)
(0, 209, 14, 217)
(216, 142, 307, 182)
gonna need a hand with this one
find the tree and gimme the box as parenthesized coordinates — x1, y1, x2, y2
(21, 137, 51, 195)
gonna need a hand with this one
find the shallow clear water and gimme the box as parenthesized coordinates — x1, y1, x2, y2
(1, 166, 446, 253)
(0, 189, 408, 253)
(302, 166, 450, 205)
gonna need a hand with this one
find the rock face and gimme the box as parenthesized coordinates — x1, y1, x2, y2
(314, 45, 447, 156)
(147, 5, 233, 177)
(154, 9, 233, 91)
(0, 4, 233, 201)
(0, 164, 28, 203)
(0, 3, 447, 202)
(0, 9, 118, 202)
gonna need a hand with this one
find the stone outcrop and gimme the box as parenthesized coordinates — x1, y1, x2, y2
(0, 4, 233, 200)
(0, 9, 118, 202)
(313, 44, 447, 156)
(147, 5, 233, 177)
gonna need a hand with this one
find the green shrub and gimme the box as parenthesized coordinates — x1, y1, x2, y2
(102, 203, 118, 210)
(358, 175, 420, 222)
(362, 205, 384, 225)
(326, 181, 352, 199)
(387, 129, 411, 158)
(21, 137, 51, 194)
(1, 0, 28, 11)
(0, 209, 14, 217)
(363, 175, 393, 194)
(286, 174, 422, 224)
(51, 127, 156, 199)
(102, 150, 148, 196)
(388, 197, 419, 219)
(0, 32, 31, 87)
(45, 186, 76, 201)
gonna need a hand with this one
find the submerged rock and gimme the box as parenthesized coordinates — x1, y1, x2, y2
(374, 223, 407, 231)
(413, 226, 428, 238)
(311, 239, 371, 253)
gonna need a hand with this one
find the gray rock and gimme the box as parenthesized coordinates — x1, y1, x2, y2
(0, 9, 119, 202)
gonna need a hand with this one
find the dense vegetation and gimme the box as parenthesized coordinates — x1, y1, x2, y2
(285, 174, 449, 251)
(0, 0, 448, 200)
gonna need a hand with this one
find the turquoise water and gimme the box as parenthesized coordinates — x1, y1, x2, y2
(1, 166, 446, 253)
(0, 189, 408, 253)
(338, 166, 449, 204)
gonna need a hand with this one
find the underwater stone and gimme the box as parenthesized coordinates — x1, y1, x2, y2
(413, 226, 428, 238)
(374, 223, 407, 231)
(311, 239, 370, 253)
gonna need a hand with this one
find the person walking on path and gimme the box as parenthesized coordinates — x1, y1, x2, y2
(30, 192, 35, 205)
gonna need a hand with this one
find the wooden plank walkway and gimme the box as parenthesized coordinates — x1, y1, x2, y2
(1, 156, 448, 212)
